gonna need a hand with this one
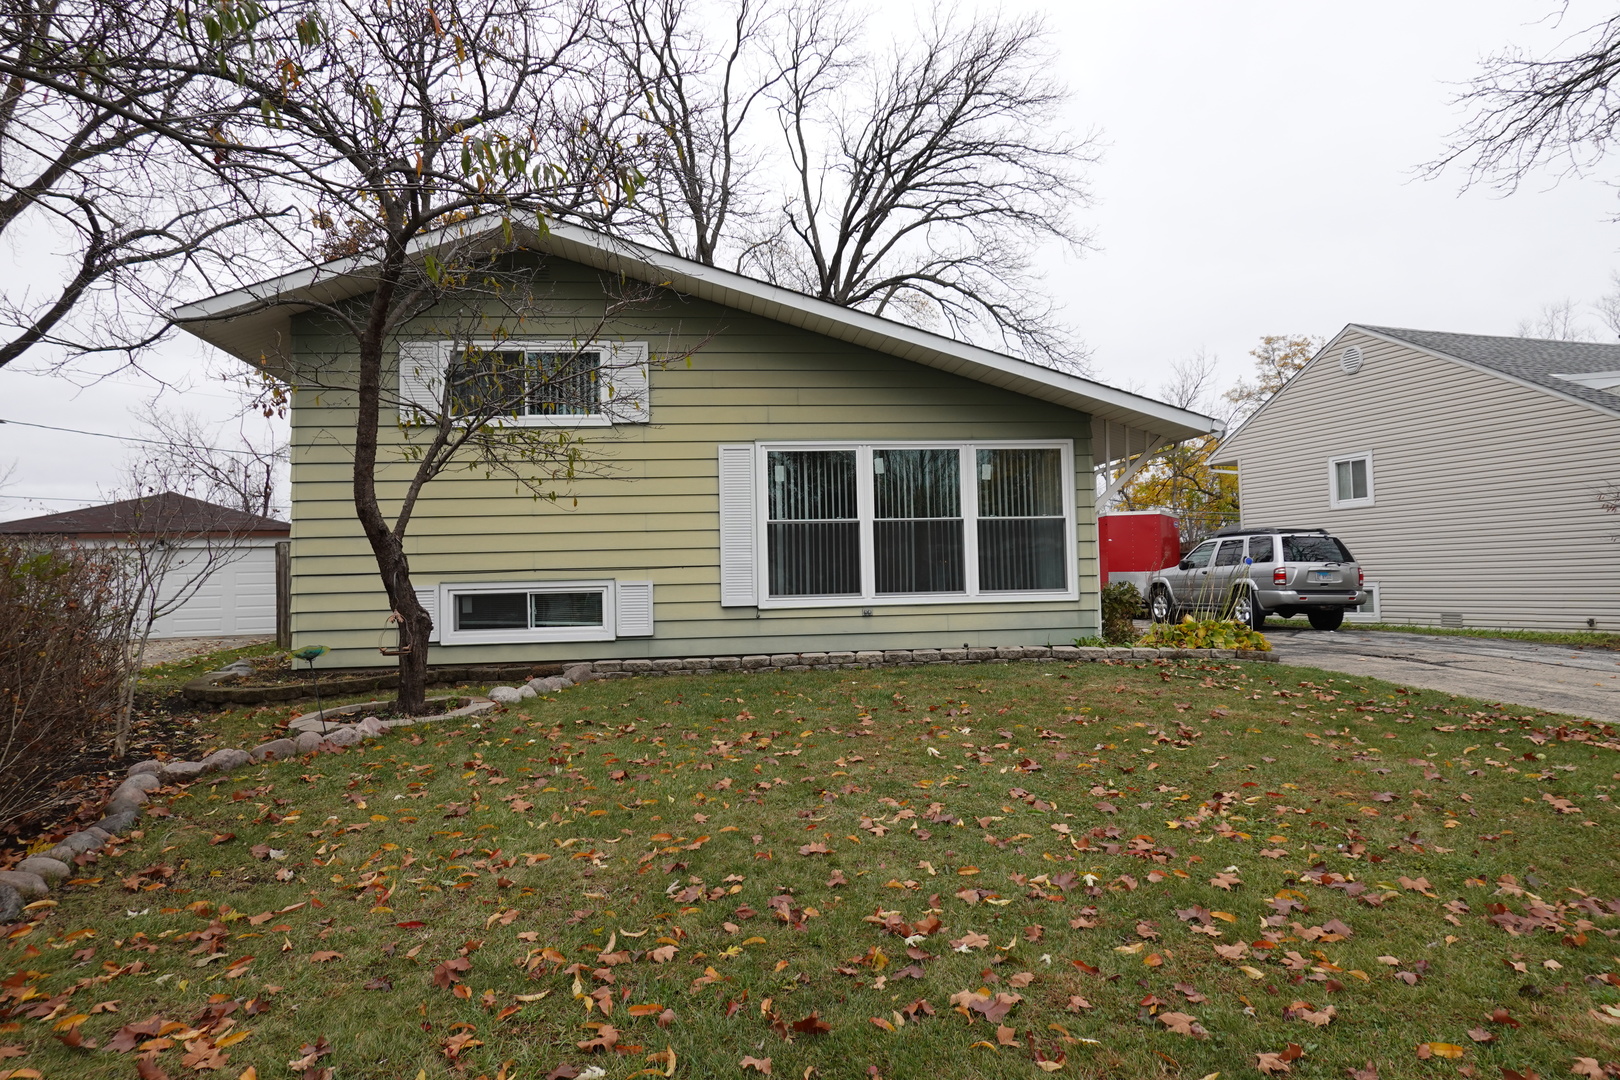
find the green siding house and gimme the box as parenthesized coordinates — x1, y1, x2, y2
(175, 222, 1218, 668)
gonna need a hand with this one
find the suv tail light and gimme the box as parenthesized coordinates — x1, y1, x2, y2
(1273, 566, 1288, 585)
(1358, 567, 1365, 586)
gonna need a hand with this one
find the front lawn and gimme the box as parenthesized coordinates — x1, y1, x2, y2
(4, 659, 1618, 1080)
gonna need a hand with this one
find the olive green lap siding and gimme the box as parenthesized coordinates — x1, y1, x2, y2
(285, 262, 1099, 666)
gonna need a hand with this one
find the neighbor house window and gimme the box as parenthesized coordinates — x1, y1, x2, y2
(1328, 453, 1374, 509)
(758, 442, 1074, 606)
(439, 581, 615, 644)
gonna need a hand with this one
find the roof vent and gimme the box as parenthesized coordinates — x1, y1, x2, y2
(1340, 346, 1364, 375)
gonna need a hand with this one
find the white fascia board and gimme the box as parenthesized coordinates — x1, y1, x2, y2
(173, 217, 1221, 442)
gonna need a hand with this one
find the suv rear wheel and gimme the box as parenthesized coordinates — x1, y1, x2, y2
(1149, 586, 1173, 623)
(1229, 589, 1264, 631)
(1307, 608, 1344, 631)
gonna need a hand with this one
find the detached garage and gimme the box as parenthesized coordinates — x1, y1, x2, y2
(0, 492, 289, 638)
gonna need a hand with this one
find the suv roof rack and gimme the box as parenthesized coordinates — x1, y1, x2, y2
(1212, 526, 1329, 537)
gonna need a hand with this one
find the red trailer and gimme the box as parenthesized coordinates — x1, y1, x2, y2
(1099, 511, 1181, 596)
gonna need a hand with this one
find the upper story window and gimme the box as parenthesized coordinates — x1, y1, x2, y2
(1328, 452, 1374, 509)
(450, 348, 603, 418)
(397, 339, 649, 427)
(754, 441, 1076, 608)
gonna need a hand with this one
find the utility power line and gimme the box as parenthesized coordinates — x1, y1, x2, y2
(0, 417, 274, 457)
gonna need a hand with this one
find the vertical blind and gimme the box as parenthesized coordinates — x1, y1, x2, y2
(977, 447, 1067, 591)
(874, 448, 964, 594)
(764, 445, 1068, 600)
(767, 450, 860, 596)
(449, 349, 602, 417)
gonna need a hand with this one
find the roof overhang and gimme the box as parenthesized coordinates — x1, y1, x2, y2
(173, 218, 1222, 447)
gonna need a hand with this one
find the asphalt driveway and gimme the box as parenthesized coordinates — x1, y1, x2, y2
(1264, 625, 1620, 721)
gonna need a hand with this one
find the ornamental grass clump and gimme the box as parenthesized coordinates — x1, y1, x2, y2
(1137, 615, 1272, 652)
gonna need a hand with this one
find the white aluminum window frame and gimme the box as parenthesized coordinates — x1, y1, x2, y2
(448, 339, 646, 429)
(753, 439, 1078, 609)
(1327, 452, 1375, 510)
(438, 579, 617, 645)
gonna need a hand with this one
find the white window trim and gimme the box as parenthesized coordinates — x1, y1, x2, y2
(1327, 452, 1375, 510)
(449, 339, 648, 429)
(753, 439, 1078, 610)
(438, 579, 617, 645)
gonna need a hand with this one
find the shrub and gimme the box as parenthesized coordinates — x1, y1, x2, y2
(0, 541, 129, 832)
(1136, 615, 1272, 652)
(1101, 581, 1142, 645)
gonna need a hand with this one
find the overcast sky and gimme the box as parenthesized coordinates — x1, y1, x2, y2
(3, 0, 1617, 520)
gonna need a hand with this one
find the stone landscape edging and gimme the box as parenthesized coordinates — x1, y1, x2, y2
(1, 646, 1272, 921)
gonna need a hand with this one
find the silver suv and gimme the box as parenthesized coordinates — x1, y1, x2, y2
(1146, 527, 1366, 631)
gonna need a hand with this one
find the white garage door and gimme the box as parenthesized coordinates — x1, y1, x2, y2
(149, 542, 279, 639)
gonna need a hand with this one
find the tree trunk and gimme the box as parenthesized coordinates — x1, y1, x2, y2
(394, 585, 432, 715)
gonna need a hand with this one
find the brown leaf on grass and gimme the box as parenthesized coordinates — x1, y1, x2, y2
(1157, 1012, 1208, 1039)
(432, 957, 471, 988)
(826, 870, 848, 887)
(739, 1056, 772, 1074)
(1571, 1059, 1605, 1079)
(798, 843, 830, 856)
(1214, 942, 1249, 960)
(1489, 1007, 1522, 1029)
(949, 932, 990, 952)
(1345, 1063, 1379, 1080)
(1065, 995, 1092, 1012)
(362, 977, 392, 991)
(287, 1038, 332, 1070)
(1256, 1053, 1292, 1075)
(1501, 1070, 1541, 1080)
(1209, 872, 1241, 890)
(995, 1025, 1018, 1047)
(308, 951, 342, 963)
(135, 1055, 173, 1080)
(650, 945, 678, 963)
(0, 1047, 25, 1059)
(577, 1024, 619, 1052)
(1006, 972, 1035, 988)
(790, 1012, 831, 1035)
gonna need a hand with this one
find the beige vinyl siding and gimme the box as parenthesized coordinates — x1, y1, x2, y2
(1218, 328, 1620, 630)
(286, 260, 1099, 666)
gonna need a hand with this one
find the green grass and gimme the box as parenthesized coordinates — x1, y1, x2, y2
(1265, 620, 1620, 650)
(136, 642, 282, 698)
(6, 660, 1619, 1079)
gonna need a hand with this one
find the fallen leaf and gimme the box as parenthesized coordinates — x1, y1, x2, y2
(740, 1056, 772, 1074)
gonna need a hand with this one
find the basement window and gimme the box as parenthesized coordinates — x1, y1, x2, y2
(440, 581, 615, 644)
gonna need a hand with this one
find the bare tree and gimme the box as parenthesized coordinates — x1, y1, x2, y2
(1595, 270, 1620, 339)
(101, 479, 264, 757)
(1517, 298, 1597, 340)
(18, 0, 685, 713)
(0, 0, 271, 372)
(135, 406, 287, 519)
(754, 10, 1097, 370)
(1113, 352, 1238, 542)
(1432, 8, 1620, 189)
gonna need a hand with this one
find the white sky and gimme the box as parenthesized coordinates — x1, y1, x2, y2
(2, 0, 1617, 519)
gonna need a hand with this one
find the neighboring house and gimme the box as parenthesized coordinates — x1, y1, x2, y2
(1213, 325, 1620, 631)
(173, 221, 1218, 668)
(0, 492, 288, 638)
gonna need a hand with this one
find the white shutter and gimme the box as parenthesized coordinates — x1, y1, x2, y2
(718, 444, 758, 607)
(397, 341, 450, 423)
(615, 580, 655, 637)
(414, 586, 440, 643)
(602, 343, 650, 424)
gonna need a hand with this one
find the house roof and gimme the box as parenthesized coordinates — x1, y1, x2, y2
(0, 492, 289, 539)
(171, 219, 1221, 449)
(1357, 325, 1620, 418)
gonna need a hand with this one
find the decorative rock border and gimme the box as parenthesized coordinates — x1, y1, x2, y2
(569, 644, 1276, 680)
(0, 692, 498, 922)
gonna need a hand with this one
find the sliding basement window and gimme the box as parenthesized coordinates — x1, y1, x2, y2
(756, 441, 1075, 607)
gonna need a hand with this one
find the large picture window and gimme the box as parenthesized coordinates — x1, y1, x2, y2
(758, 442, 1074, 606)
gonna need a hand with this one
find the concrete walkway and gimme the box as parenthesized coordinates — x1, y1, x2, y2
(1265, 626, 1620, 721)
(142, 635, 272, 668)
